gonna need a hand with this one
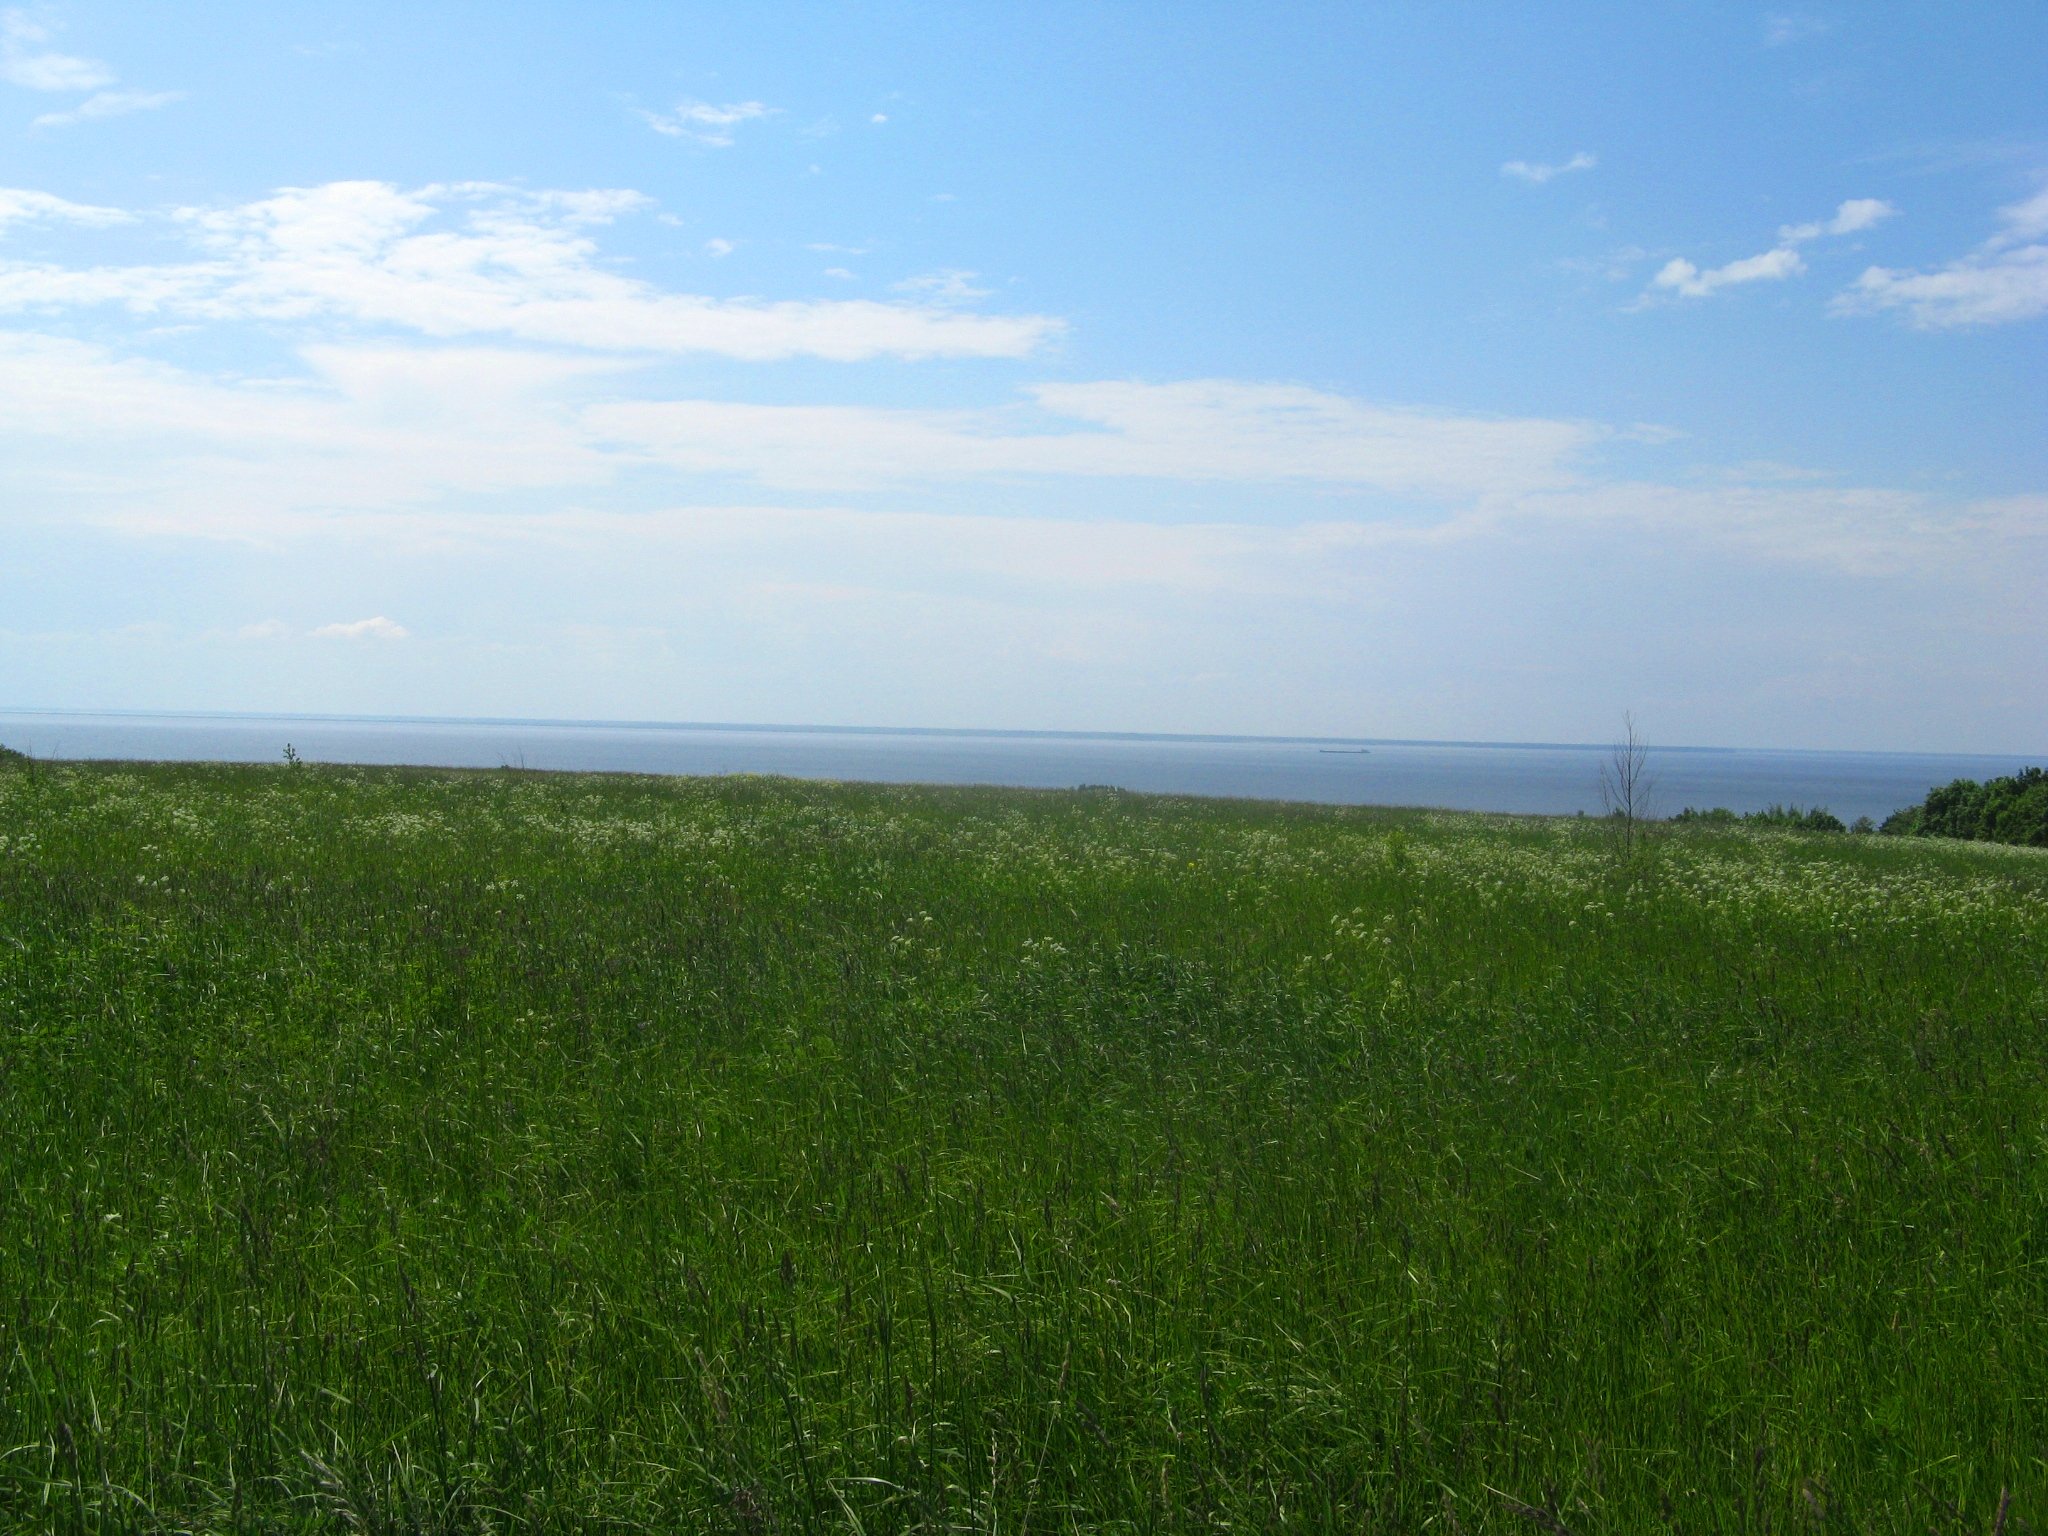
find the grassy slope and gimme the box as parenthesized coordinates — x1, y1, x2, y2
(0, 760, 2043, 1532)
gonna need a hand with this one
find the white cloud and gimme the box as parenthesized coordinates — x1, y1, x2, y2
(312, 616, 409, 641)
(702, 237, 735, 258)
(0, 180, 1064, 360)
(0, 7, 111, 90)
(1650, 246, 1805, 298)
(1996, 183, 2048, 243)
(1835, 181, 2048, 328)
(32, 86, 182, 128)
(639, 99, 775, 146)
(0, 331, 631, 530)
(1838, 246, 2048, 328)
(3, 10, 178, 130)
(0, 175, 2031, 608)
(0, 325, 1595, 523)
(1501, 152, 1596, 185)
(1646, 198, 1890, 302)
(2, 322, 2037, 600)
(1778, 197, 1896, 244)
(13, 277, 2032, 595)
(1827, 197, 1896, 235)
(589, 379, 1600, 498)
(0, 185, 130, 228)
(870, 112, 888, 125)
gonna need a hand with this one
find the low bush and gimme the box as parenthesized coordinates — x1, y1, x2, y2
(1747, 803, 1848, 832)
(1672, 803, 1846, 832)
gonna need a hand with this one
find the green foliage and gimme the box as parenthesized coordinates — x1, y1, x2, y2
(0, 763, 2044, 1531)
(1673, 803, 1847, 832)
(1884, 766, 2048, 848)
(1745, 802, 1848, 833)
(0, 742, 26, 764)
(1882, 803, 1923, 836)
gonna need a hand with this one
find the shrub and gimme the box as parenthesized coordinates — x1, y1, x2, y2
(1675, 804, 1845, 833)
(1880, 805, 1922, 836)
(1883, 767, 2048, 848)
(1746, 803, 1848, 833)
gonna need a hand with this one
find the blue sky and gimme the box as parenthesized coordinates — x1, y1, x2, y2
(2, 2, 2043, 750)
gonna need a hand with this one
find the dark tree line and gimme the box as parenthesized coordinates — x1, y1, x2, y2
(1672, 767, 2047, 850)
(1880, 766, 2048, 848)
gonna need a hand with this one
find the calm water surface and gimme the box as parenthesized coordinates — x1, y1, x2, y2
(1, 710, 2038, 827)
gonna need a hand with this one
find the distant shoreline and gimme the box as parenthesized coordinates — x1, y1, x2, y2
(9, 705, 2037, 761)
(2, 709, 2038, 826)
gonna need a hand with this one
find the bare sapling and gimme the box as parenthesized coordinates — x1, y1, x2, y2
(1599, 711, 1655, 863)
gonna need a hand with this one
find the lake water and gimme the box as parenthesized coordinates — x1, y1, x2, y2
(0, 709, 2038, 826)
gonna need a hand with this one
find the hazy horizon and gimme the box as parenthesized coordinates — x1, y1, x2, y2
(4, 701, 2043, 763)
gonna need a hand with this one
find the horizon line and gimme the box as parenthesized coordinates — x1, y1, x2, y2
(3, 704, 2040, 761)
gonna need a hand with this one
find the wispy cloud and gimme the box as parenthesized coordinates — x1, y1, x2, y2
(311, 616, 409, 641)
(1512, 481, 2046, 579)
(1836, 182, 2048, 328)
(588, 379, 1601, 499)
(1558, 246, 1651, 284)
(1763, 13, 1830, 47)
(4, 8, 178, 130)
(1650, 246, 1804, 298)
(2, 322, 2037, 604)
(0, 180, 1064, 361)
(638, 99, 775, 146)
(0, 325, 1596, 524)
(1778, 197, 1895, 244)
(0, 185, 131, 227)
(31, 86, 182, 129)
(1501, 151, 1596, 185)
(892, 269, 989, 306)
(0, 331, 631, 526)
(1645, 197, 1894, 303)
(512, 187, 651, 225)
(0, 7, 111, 90)
(52, 311, 2000, 589)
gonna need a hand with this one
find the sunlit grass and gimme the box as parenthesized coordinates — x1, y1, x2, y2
(1, 760, 2043, 1531)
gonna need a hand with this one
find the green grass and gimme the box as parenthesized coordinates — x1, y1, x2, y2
(1, 759, 2044, 1532)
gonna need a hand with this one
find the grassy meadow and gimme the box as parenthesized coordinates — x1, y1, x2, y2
(0, 757, 2044, 1532)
